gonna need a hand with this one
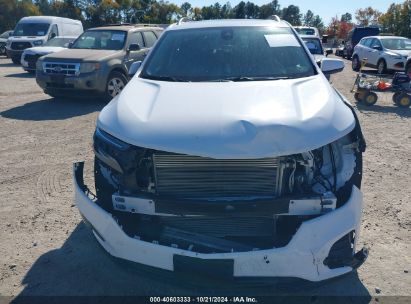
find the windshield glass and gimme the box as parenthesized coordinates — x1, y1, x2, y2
(71, 30, 126, 50)
(13, 23, 50, 36)
(141, 27, 315, 82)
(44, 37, 74, 47)
(295, 28, 316, 36)
(381, 38, 411, 50)
(302, 38, 323, 55)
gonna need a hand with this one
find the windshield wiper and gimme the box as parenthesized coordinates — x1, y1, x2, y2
(210, 76, 293, 82)
(141, 75, 188, 82)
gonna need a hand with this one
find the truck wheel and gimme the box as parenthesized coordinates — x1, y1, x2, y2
(396, 93, 411, 108)
(363, 92, 378, 106)
(377, 60, 387, 74)
(352, 56, 360, 71)
(11, 57, 20, 65)
(105, 71, 127, 102)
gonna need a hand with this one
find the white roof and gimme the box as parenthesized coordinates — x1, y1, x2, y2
(167, 19, 289, 31)
(19, 16, 81, 24)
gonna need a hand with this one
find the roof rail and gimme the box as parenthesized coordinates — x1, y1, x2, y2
(268, 15, 281, 22)
(178, 17, 191, 25)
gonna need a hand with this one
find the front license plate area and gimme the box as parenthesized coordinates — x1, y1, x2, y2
(50, 75, 66, 84)
(173, 255, 234, 278)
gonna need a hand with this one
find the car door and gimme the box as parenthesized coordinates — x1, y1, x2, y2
(354, 38, 366, 60)
(124, 31, 147, 70)
(142, 31, 159, 57)
(367, 38, 382, 67)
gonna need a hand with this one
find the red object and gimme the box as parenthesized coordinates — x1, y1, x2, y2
(377, 81, 391, 90)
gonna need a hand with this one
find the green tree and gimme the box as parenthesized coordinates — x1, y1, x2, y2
(341, 12, 352, 23)
(281, 4, 301, 25)
(180, 1, 191, 16)
(259, 0, 280, 19)
(303, 9, 314, 26)
(355, 6, 382, 26)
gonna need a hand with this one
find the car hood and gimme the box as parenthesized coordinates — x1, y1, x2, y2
(97, 74, 356, 159)
(42, 49, 118, 62)
(386, 50, 411, 57)
(24, 46, 66, 55)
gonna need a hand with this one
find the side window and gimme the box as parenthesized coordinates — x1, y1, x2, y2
(143, 31, 157, 48)
(372, 39, 382, 49)
(363, 38, 372, 48)
(128, 32, 144, 48)
(49, 24, 58, 40)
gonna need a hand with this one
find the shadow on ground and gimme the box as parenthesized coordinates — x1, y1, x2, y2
(11, 223, 372, 303)
(4, 72, 35, 78)
(0, 97, 104, 121)
(0, 61, 17, 68)
(356, 103, 411, 118)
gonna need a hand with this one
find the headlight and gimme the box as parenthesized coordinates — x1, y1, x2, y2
(80, 62, 100, 74)
(33, 40, 43, 46)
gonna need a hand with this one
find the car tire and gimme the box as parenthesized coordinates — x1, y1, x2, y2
(392, 92, 401, 104)
(354, 91, 366, 102)
(363, 91, 378, 106)
(11, 57, 20, 65)
(405, 62, 411, 77)
(377, 59, 387, 74)
(105, 71, 128, 102)
(396, 93, 411, 108)
(352, 56, 360, 71)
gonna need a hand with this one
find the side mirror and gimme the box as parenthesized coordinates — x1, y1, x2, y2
(372, 45, 382, 51)
(326, 49, 333, 56)
(49, 33, 57, 40)
(128, 61, 142, 77)
(68, 42, 73, 48)
(321, 58, 344, 75)
(128, 43, 140, 52)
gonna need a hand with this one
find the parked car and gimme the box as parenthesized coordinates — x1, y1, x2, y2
(6, 16, 83, 64)
(335, 44, 345, 57)
(300, 35, 333, 64)
(294, 26, 320, 38)
(352, 36, 411, 74)
(343, 26, 380, 59)
(20, 36, 77, 73)
(74, 18, 368, 282)
(0, 30, 13, 56)
(36, 25, 163, 101)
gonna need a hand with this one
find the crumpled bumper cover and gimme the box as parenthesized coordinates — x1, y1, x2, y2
(73, 162, 367, 282)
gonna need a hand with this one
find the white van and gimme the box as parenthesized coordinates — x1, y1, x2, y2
(6, 16, 83, 64)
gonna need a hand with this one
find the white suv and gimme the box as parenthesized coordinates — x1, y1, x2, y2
(74, 18, 368, 282)
(352, 36, 411, 74)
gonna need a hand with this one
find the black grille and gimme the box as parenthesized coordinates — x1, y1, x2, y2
(153, 153, 279, 198)
(11, 42, 31, 50)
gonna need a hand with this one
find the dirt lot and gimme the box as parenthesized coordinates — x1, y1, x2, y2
(0, 56, 410, 301)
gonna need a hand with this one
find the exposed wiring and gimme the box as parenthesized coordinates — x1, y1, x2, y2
(328, 144, 337, 192)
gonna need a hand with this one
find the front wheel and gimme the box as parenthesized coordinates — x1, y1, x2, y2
(105, 71, 127, 102)
(377, 60, 387, 74)
(11, 57, 20, 65)
(352, 56, 360, 71)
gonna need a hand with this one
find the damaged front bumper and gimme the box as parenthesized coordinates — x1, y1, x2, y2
(73, 162, 368, 282)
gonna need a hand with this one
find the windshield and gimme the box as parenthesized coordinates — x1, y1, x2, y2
(295, 28, 316, 36)
(44, 37, 74, 47)
(71, 30, 126, 50)
(302, 38, 323, 55)
(141, 27, 315, 82)
(381, 38, 411, 50)
(13, 23, 50, 36)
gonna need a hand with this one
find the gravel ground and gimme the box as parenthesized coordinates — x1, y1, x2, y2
(0, 56, 410, 302)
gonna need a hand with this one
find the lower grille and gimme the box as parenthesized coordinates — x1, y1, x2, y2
(11, 42, 31, 50)
(153, 153, 279, 198)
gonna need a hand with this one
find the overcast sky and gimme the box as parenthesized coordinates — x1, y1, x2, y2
(173, 0, 404, 24)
